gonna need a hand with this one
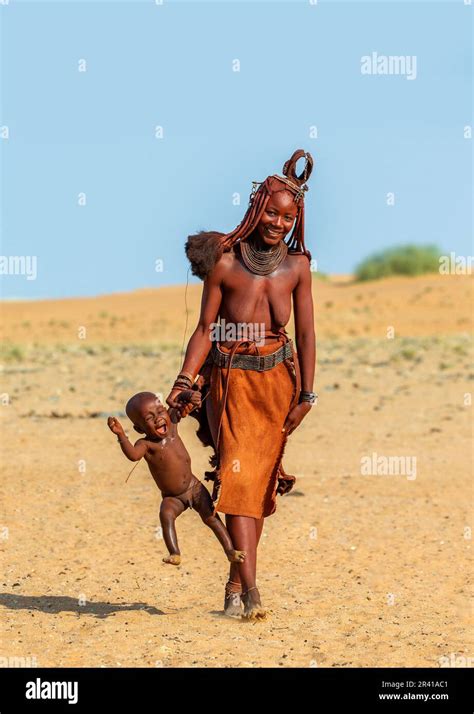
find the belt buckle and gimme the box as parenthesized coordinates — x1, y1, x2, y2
(258, 355, 265, 371)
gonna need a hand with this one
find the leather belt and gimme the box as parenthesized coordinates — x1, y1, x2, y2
(211, 340, 293, 371)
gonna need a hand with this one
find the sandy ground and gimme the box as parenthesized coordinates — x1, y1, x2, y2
(0, 273, 472, 668)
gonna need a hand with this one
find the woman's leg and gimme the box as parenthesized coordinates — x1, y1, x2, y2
(253, 516, 264, 583)
(255, 516, 264, 545)
(226, 515, 267, 619)
(223, 515, 252, 617)
(227, 516, 264, 587)
(225, 515, 256, 588)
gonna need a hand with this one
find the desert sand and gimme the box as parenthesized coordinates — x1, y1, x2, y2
(0, 272, 472, 667)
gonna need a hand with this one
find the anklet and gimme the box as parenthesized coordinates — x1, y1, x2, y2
(225, 580, 242, 594)
(242, 586, 258, 595)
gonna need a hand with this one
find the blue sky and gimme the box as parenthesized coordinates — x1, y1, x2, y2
(0, 0, 472, 299)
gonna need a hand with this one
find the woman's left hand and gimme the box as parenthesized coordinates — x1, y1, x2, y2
(282, 402, 312, 437)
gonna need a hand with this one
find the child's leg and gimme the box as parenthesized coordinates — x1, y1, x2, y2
(191, 478, 246, 564)
(159, 497, 186, 565)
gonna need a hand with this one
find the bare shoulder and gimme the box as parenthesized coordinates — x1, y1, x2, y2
(217, 250, 236, 269)
(208, 249, 236, 282)
(289, 253, 312, 280)
(133, 437, 150, 452)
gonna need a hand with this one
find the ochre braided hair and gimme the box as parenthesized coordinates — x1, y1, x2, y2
(185, 149, 314, 280)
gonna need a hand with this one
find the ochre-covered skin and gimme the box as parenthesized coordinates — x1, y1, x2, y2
(167, 150, 317, 619)
(107, 391, 245, 567)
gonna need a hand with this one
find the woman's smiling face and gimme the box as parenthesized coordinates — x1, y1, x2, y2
(256, 190, 299, 246)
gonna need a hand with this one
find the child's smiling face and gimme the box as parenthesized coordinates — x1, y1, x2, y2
(133, 396, 171, 439)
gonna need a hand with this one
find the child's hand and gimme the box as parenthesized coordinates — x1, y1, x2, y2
(178, 389, 201, 407)
(107, 416, 125, 436)
(176, 389, 201, 415)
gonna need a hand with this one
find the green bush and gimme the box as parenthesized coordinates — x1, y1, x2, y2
(0, 344, 25, 362)
(355, 244, 442, 282)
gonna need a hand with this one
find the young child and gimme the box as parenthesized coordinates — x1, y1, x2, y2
(107, 390, 245, 567)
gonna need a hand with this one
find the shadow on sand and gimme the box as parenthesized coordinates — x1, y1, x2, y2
(0, 593, 164, 618)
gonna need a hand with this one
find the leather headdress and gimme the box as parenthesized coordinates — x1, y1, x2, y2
(221, 149, 314, 257)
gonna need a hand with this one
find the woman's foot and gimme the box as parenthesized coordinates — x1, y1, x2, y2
(242, 586, 267, 621)
(224, 580, 243, 618)
(162, 554, 181, 565)
(226, 549, 246, 563)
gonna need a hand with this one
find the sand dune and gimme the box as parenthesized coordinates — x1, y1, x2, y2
(1, 273, 472, 347)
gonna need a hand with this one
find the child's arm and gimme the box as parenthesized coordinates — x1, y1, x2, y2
(107, 417, 148, 461)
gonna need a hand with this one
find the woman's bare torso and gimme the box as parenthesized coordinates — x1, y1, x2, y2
(218, 248, 301, 348)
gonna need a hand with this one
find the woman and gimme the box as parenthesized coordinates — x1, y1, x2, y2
(166, 149, 317, 620)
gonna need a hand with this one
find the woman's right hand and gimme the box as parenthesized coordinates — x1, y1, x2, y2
(166, 387, 184, 409)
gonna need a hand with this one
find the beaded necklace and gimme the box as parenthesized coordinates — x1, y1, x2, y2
(240, 237, 288, 276)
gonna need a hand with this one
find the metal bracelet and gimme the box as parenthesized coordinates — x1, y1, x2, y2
(177, 371, 194, 385)
(298, 391, 318, 405)
(173, 378, 193, 390)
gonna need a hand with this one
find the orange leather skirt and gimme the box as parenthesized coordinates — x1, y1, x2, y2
(205, 334, 300, 519)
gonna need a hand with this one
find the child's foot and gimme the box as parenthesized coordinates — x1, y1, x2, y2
(224, 580, 243, 618)
(242, 586, 267, 621)
(226, 549, 246, 563)
(162, 554, 181, 566)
